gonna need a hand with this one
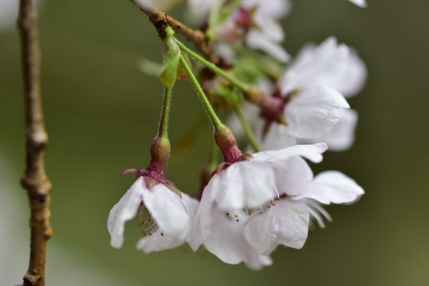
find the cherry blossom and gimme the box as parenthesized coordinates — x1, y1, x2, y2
(190, 143, 328, 266)
(187, 0, 291, 62)
(244, 147, 364, 255)
(108, 176, 198, 252)
(257, 37, 366, 151)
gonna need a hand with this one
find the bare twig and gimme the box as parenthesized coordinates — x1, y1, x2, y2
(130, 0, 220, 64)
(18, 1, 52, 285)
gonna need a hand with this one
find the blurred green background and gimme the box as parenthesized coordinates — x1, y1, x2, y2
(1, 0, 428, 285)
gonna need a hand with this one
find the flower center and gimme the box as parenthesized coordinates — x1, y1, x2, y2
(137, 203, 165, 236)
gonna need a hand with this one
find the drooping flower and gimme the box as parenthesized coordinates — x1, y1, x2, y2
(244, 151, 364, 255)
(190, 143, 328, 266)
(255, 37, 366, 151)
(108, 175, 198, 252)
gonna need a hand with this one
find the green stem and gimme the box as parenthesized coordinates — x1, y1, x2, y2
(234, 106, 260, 152)
(158, 86, 172, 141)
(179, 54, 225, 130)
(174, 38, 250, 93)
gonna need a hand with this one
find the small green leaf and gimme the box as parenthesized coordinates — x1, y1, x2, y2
(159, 37, 180, 87)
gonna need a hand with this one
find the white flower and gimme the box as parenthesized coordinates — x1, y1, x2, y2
(244, 146, 364, 255)
(190, 143, 327, 265)
(108, 176, 198, 252)
(242, 0, 291, 62)
(280, 37, 367, 98)
(187, 0, 291, 62)
(257, 37, 367, 151)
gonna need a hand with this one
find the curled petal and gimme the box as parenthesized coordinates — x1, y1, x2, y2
(253, 143, 328, 165)
(108, 177, 146, 248)
(297, 171, 364, 204)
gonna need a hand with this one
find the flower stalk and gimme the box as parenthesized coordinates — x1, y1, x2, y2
(174, 38, 250, 93)
(178, 54, 242, 162)
(234, 106, 260, 152)
(178, 54, 224, 130)
(146, 86, 173, 182)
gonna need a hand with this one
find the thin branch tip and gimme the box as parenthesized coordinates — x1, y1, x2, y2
(129, 0, 220, 64)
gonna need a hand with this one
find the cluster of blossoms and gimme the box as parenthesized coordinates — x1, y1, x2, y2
(108, 0, 367, 269)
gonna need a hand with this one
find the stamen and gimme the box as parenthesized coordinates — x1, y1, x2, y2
(272, 183, 280, 200)
(308, 208, 325, 229)
(138, 204, 145, 225)
(307, 200, 332, 222)
(143, 220, 157, 232)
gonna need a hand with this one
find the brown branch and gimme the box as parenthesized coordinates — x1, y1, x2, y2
(18, 1, 52, 285)
(130, 0, 220, 65)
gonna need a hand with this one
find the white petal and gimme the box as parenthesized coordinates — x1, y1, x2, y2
(274, 157, 313, 197)
(202, 206, 262, 265)
(253, 143, 328, 165)
(280, 37, 350, 94)
(137, 192, 199, 253)
(142, 184, 190, 240)
(286, 86, 350, 139)
(298, 171, 364, 204)
(213, 162, 276, 210)
(333, 49, 367, 98)
(189, 178, 219, 250)
(183, 194, 200, 244)
(348, 0, 367, 8)
(244, 199, 309, 255)
(313, 108, 358, 151)
(246, 255, 273, 271)
(246, 30, 290, 63)
(257, 121, 297, 151)
(242, 0, 292, 20)
(107, 177, 146, 248)
(253, 13, 284, 42)
(136, 231, 185, 253)
(186, 0, 213, 22)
